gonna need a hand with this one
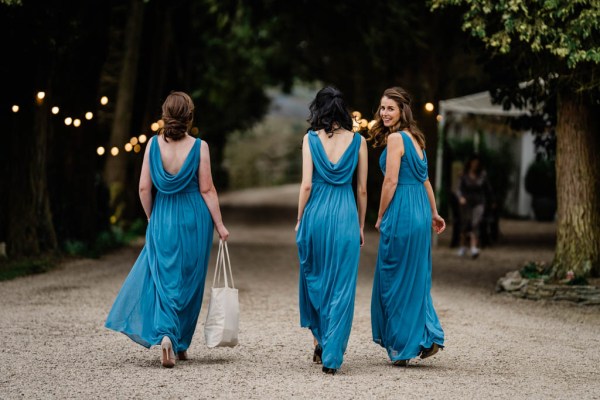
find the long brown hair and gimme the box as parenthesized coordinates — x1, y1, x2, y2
(160, 91, 194, 142)
(368, 87, 426, 149)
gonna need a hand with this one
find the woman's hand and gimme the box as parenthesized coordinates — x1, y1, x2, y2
(360, 227, 365, 247)
(216, 223, 230, 241)
(375, 217, 382, 232)
(432, 214, 446, 234)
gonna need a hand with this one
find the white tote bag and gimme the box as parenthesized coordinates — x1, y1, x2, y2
(204, 240, 239, 348)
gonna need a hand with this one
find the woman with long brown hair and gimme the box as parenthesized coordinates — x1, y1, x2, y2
(369, 87, 446, 366)
(105, 91, 229, 368)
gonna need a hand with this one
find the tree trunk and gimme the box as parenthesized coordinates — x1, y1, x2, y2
(103, 0, 145, 221)
(553, 88, 600, 278)
(8, 95, 58, 256)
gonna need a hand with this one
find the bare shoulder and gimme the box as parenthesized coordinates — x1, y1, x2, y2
(387, 132, 404, 146)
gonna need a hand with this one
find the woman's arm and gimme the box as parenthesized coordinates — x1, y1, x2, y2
(199, 140, 229, 240)
(424, 179, 446, 234)
(356, 136, 368, 246)
(295, 134, 313, 231)
(375, 132, 403, 230)
(139, 137, 154, 220)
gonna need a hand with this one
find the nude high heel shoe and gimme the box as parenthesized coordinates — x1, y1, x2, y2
(161, 336, 176, 368)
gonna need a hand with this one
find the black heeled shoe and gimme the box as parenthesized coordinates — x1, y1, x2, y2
(393, 359, 409, 367)
(313, 344, 323, 364)
(322, 366, 337, 375)
(420, 343, 441, 360)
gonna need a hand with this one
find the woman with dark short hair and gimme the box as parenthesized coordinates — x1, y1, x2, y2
(105, 91, 229, 368)
(369, 87, 446, 367)
(296, 86, 368, 375)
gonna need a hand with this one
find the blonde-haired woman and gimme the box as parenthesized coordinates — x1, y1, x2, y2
(106, 91, 229, 368)
(369, 87, 446, 366)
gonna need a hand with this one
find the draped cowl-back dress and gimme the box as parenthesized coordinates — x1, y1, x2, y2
(105, 137, 213, 354)
(296, 130, 361, 370)
(371, 131, 444, 361)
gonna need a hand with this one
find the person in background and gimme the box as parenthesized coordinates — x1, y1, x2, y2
(456, 154, 494, 259)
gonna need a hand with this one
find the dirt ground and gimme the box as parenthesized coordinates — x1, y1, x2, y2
(1, 185, 599, 399)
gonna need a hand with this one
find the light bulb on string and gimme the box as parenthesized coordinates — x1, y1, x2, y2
(97, 147, 105, 156)
(64, 117, 73, 126)
(12, 105, 19, 113)
(110, 147, 119, 156)
(100, 96, 109, 105)
(85, 112, 93, 120)
(124, 143, 133, 152)
(134, 144, 141, 153)
(73, 119, 81, 127)
(424, 102, 434, 112)
(51, 107, 59, 114)
(150, 122, 159, 132)
(138, 134, 147, 144)
(130, 137, 138, 146)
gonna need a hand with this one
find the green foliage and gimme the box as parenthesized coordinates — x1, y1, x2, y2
(224, 116, 303, 189)
(431, 0, 600, 70)
(63, 219, 146, 258)
(524, 158, 556, 197)
(0, 257, 56, 281)
(520, 260, 552, 280)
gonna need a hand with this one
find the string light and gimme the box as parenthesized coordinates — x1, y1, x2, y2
(73, 119, 81, 127)
(367, 120, 376, 130)
(157, 119, 164, 128)
(97, 147, 105, 156)
(138, 134, 147, 143)
(64, 117, 73, 126)
(110, 147, 119, 156)
(359, 119, 368, 128)
(352, 111, 362, 120)
(436, 114, 443, 122)
(51, 107, 59, 114)
(130, 137, 138, 146)
(425, 102, 434, 112)
(124, 143, 133, 152)
(150, 122, 159, 131)
(12, 105, 19, 113)
(37, 92, 46, 100)
(134, 144, 141, 153)
(85, 112, 93, 120)
(100, 96, 109, 105)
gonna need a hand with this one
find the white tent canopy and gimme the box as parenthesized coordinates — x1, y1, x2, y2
(439, 91, 528, 117)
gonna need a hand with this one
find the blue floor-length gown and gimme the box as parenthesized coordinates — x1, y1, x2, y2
(296, 130, 361, 370)
(371, 131, 444, 361)
(105, 137, 213, 353)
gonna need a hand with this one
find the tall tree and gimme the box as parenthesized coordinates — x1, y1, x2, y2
(431, 0, 600, 278)
(102, 0, 145, 221)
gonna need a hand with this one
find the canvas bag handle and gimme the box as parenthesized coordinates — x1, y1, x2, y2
(212, 240, 235, 289)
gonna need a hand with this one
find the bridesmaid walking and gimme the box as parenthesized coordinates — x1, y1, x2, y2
(105, 91, 229, 368)
(369, 87, 446, 367)
(295, 87, 368, 375)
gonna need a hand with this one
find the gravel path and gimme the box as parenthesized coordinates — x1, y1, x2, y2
(2, 187, 599, 399)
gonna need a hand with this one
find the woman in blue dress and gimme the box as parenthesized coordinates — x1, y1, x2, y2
(105, 92, 229, 368)
(369, 87, 446, 367)
(296, 87, 368, 375)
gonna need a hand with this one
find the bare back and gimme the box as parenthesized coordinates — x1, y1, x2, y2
(155, 134, 197, 175)
(317, 129, 356, 164)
